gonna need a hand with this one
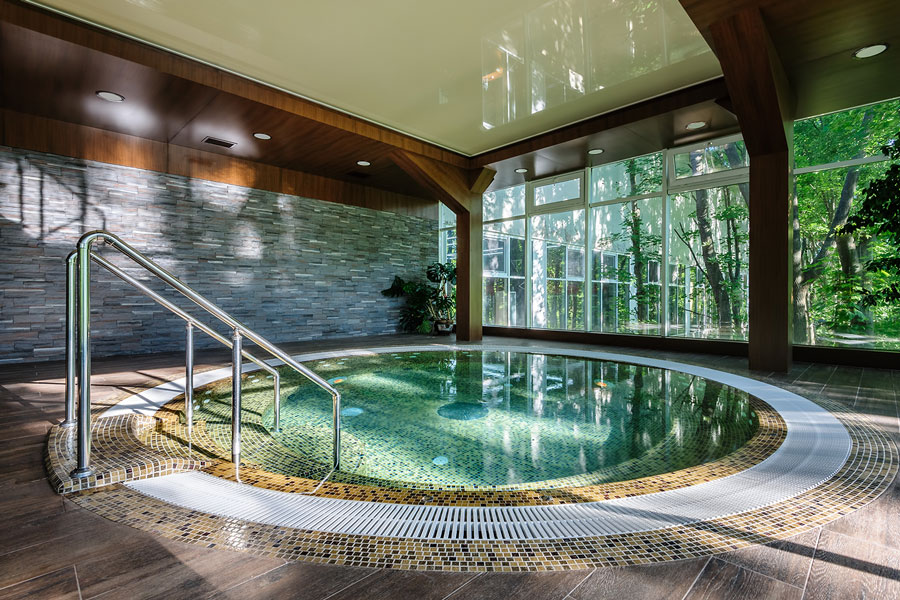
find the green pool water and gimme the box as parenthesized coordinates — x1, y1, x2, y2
(239, 350, 761, 489)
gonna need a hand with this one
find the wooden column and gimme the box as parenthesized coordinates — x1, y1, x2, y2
(391, 150, 495, 341)
(707, 7, 795, 372)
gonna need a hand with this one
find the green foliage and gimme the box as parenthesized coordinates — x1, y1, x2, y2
(382, 262, 457, 333)
(843, 135, 900, 306)
(793, 98, 900, 347)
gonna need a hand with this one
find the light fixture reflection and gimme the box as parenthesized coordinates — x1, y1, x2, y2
(853, 44, 888, 59)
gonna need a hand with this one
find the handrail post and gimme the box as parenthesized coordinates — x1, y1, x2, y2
(333, 391, 341, 470)
(185, 322, 194, 432)
(72, 242, 94, 478)
(62, 252, 77, 427)
(232, 329, 243, 465)
(273, 371, 281, 433)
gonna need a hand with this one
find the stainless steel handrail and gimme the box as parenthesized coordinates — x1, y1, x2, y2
(89, 253, 283, 432)
(66, 230, 342, 478)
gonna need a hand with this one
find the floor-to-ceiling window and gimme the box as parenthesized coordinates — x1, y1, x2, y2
(666, 137, 750, 340)
(792, 97, 900, 350)
(471, 133, 750, 340)
(483, 185, 527, 326)
(589, 153, 663, 334)
(530, 175, 586, 330)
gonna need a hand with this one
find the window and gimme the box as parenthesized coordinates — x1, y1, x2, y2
(590, 198, 663, 334)
(483, 184, 526, 221)
(792, 97, 900, 350)
(531, 209, 585, 330)
(483, 219, 526, 326)
(591, 152, 662, 202)
(672, 138, 748, 180)
(533, 175, 582, 207)
(438, 203, 456, 263)
(667, 185, 749, 340)
(471, 134, 749, 341)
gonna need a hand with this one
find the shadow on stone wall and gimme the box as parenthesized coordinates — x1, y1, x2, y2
(0, 147, 438, 363)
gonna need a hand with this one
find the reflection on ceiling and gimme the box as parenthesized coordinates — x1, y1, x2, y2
(30, 0, 722, 156)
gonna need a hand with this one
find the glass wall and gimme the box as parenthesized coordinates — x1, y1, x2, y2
(484, 219, 526, 326)
(792, 98, 900, 349)
(476, 136, 750, 340)
(482, 185, 527, 326)
(531, 209, 585, 329)
(667, 185, 748, 339)
(590, 153, 663, 334)
(438, 203, 456, 263)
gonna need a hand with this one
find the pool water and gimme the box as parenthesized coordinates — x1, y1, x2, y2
(252, 350, 761, 489)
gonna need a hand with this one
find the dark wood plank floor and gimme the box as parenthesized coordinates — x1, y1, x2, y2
(1, 335, 898, 599)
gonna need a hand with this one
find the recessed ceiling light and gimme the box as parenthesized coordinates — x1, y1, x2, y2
(853, 44, 888, 59)
(588, 148, 604, 155)
(356, 160, 371, 167)
(253, 132, 271, 140)
(95, 90, 125, 103)
(685, 121, 707, 131)
(514, 168, 528, 174)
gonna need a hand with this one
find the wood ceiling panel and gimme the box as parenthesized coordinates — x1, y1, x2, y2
(0, 21, 216, 141)
(0, 17, 433, 199)
(485, 99, 739, 192)
(167, 92, 429, 197)
(679, 0, 900, 119)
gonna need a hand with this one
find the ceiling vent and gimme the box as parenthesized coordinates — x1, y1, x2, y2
(201, 136, 237, 148)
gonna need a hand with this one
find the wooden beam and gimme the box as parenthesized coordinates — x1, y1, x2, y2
(391, 150, 495, 342)
(705, 7, 794, 372)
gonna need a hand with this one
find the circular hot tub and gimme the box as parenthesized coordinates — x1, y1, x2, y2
(192, 349, 769, 490)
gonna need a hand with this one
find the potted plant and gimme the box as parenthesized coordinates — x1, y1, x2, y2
(382, 261, 456, 334)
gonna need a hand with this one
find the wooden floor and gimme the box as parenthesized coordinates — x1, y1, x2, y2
(1, 335, 898, 600)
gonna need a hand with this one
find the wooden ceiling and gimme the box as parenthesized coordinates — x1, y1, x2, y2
(1, 0, 899, 205)
(679, 0, 900, 118)
(0, 16, 442, 198)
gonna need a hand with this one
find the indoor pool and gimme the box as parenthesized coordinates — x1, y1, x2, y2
(191, 349, 764, 490)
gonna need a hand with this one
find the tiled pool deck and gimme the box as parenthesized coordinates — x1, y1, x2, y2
(3, 335, 900, 598)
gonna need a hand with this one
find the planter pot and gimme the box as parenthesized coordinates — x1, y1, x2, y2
(434, 320, 455, 335)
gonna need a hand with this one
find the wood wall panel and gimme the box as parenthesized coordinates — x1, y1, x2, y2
(1, 108, 437, 220)
(166, 145, 282, 193)
(2, 109, 167, 172)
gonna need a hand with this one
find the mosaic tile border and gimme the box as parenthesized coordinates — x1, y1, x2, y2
(52, 345, 895, 570)
(50, 345, 787, 505)
(45, 415, 210, 494)
(67, 399, 896, 571)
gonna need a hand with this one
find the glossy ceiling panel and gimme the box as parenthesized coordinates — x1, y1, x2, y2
(30, 0, 722, 155)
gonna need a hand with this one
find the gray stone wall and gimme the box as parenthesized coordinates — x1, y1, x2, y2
(0, 146, 437, 363)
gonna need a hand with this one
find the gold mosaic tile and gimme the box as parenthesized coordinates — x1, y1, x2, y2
(66, 402, 896, 571)
(47, 362, 897, 571)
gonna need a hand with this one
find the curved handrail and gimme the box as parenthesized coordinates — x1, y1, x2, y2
(68, 230, 342, 477)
